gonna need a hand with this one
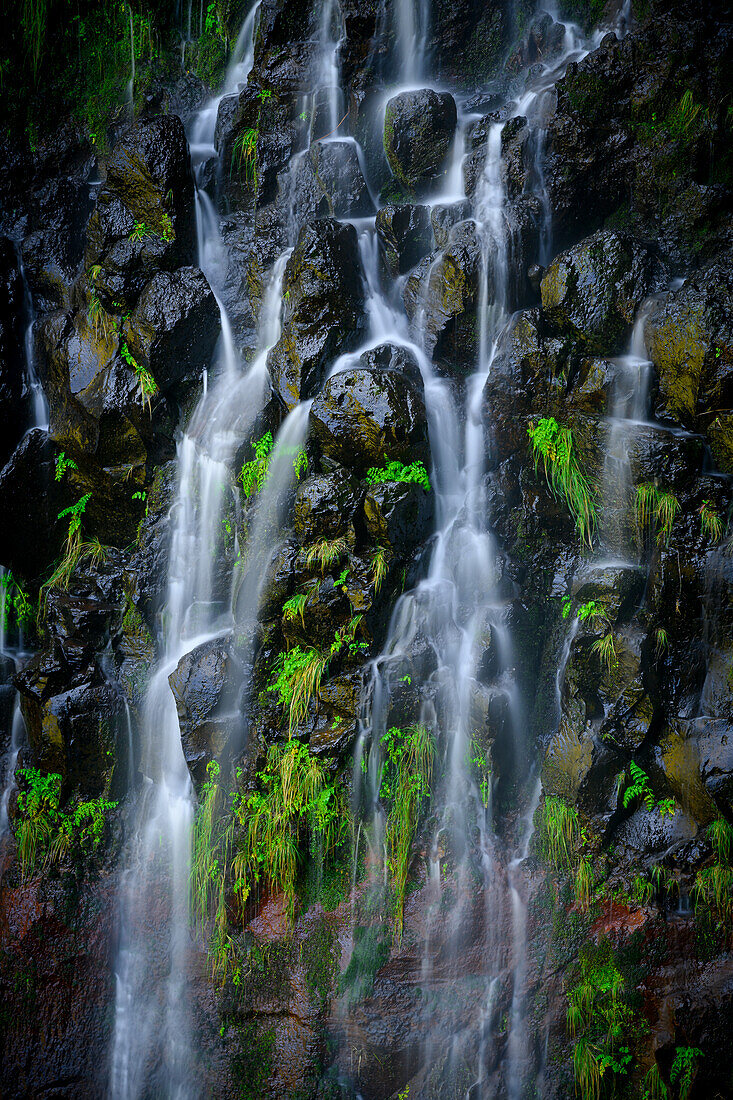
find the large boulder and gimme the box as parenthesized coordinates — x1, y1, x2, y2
(383, 90, 457, 192)
(84, 115, 197, 311)
(540, 230, 659, 354)
(309, 344, 429, 474)
(168, 636, 239, 784)
(643, 254, 733, 429)
(403, 218, 482, 374)
(363, 481, 434, 551)
(293, 139, 373, 220)
(267, 219, 366, 408)
(293, 470, 361, 543)
(375, 204, 433, 278)
(122, 267, 220, 397)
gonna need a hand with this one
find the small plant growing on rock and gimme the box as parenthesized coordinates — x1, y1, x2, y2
(304, 535, 349, 575)
(380, 723, 435, 940)
(282, 592, 308, 627)
(371, 546, 389, 593)
(366, 458, 431, 491)
(670, 1046, 703, 1100)
(540, 795, 580, 868)
(268, 645, 328, 735)
(623, 762, 655, 811)
(240, 431, 273, 497)
(527, 417, 597, 545)
(635, 483, 679, 548)
(54, 451, 78, 481)
(699, 499, 724, 543)
(654, 626, 669, 659)
(232, 127, 258, 183)
(120, 341, 158, 406)
(591, 630, 617, 672)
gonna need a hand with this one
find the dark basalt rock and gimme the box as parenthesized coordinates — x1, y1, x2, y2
(267, 218, 366, 408)
(375, 203, 433, 278)
(540, 229, 659, 354)
(22, 173, 96, 313)
(643, 253, 733, 430)
(123, 267, 220, 397)
(84, 115, 196, 311)
(383, 90, 457, 192)
(0, 429, 66, 579)
(363, 481, 434, 551)
(293, 470, 361, 543)
(294, 139, 373, 220)
(169, 636, 239, 784)
(505, 12, 565, 74)
(309, 345, 429, 474)
(0, 238, 29, 464)
(404, 218, 482, 375)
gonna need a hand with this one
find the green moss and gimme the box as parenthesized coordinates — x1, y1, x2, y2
(339, 924, 390, 1007)
(230, 1021, 275, 1100)
(302, 916, 339, 1010)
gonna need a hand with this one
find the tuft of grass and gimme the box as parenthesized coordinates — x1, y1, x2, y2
(527, 417, 597, 545)
(231, 127, 258, 183)
(268, 646, 328, 735)
(654, 626, 669, 660)
(699, 499, 724, 543)
(575, 856, 594, 911)
(591, 631, 617, 673)
(540, 795, 579, 869)
(371, 546, 389, 593)
(381, 724, 435, 941)
(304, 535, 349, 575)
(282, 592, 308, 628)
(635, 483, 679, 547)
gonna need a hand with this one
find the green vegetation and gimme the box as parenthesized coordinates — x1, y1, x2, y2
(304, 535, 349, 575)
(540, 795, 580, 869)
(0, 570, 34, 633)
(232, 128, 258, 183)
(654, 627, 669, 659)
(527, 418, 597, 545)
(268, 646, 328, 735)
(54, 451, 77, 481)
(15, 767, 116, 879)
(120, 341, 158, 405)
(467, 737, 491, 809)
(591, 630, 617, 672)
(366, 458, 431, 491)
(129, 217, 173, 243)
(380, 723, 435, 939)
(239, 431, 307, 499)
(622, 762, 676, 820)
(282, 592, 308, 627)
(699, 499, 724, 543)
(635, 483, 679, 548)
(567, 939, 634, 1099)
(191, 747, 349, 981)
(694, 817, 733, 929)
(371, 546, 389, 593)
(670, 1047, 703, 1100)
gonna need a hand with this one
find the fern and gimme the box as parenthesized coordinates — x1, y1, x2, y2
(622, 762, 654, 812)
(527, 418, 597, 545)
(366, 458, 431, 491)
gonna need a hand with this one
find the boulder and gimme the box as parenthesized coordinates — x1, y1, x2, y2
(309, 345, 429, 474)
(643, 255, 733, 428)
(267, 219, 365, 408)
(293, 471, 360, 544)
(540, 230, 659, 354)
(383, 90, 457, 192)
(85, 115, 196, 311)
(123, 267, 220, 397)
(293, 139, 373, 220)
(168, 636, 239, 783)
(363, 481, 434, 551)
(403, 219, 482, 374)
(375, 203, 433, 278)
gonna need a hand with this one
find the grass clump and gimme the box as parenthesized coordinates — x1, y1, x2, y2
(670, 1046, 703, 1100)
(635, 483, 679, 547)
(539, 795, 580, 869)
(371, 546, 389, 593)
(366, 458, 431, 491)
(232, 127, 258, 183)
(268, 646, 328, 736)
(527, 417, 597, 545)
(694, 817, 733, 929)
(566, 939, 634, 1099)
(304, 535, 349, 575)
(380, 723, 435, 940)
(699, 499, 724, 543)
(14, 767, 116, 879)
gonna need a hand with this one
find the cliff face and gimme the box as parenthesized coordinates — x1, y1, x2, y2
(1, 0, 733, 1097)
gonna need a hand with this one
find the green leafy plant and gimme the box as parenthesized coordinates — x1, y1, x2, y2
(694, 817, 733, 929)
(467, 737, 491, 809)
(591, 631, 618, 673)
(371, 546, 389, 593)
(240, 431, 273, 498)
(0, 570, 33, 632)
(366, 458, 431, 491)
(232, 127, 258, 183)
(567, 939, 634, 1099)
(623, 762, 654, 811)
(282, 592, 308, 627)
(699, 499, 724, 543)
(670, 1046, 703, 1100)
(654, 627, 669, 660)
(380, 724, 435, 939)
(268, 646, 327, 735)
(527, 418, 597, 545)
(14, 767, 116, 879)
(642, 1063, 669, 1100)
(120, 341, 157, 405)
(54, 451, 78, 481)
(87, 290, 115, 342)
(635, 483, 679, 547)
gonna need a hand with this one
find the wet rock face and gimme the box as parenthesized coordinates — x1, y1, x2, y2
(309, 345, 430, 474)
(643, 253, 733, 430)
(384, 89, 457, 192)
(169, 636, 239, 784)
(540, 229, 659, 354)
(0, 238, 29, 464)
(293, 470, 361, 543)
(267, 218, 366, 408)
(85, 115, 196, 311)
(123, 267, 220, 398)
(294, 139, 373, 220)
(364, 481, 434, 551)
(0, 429, 66, 579)
(375, 203, 433, 278)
